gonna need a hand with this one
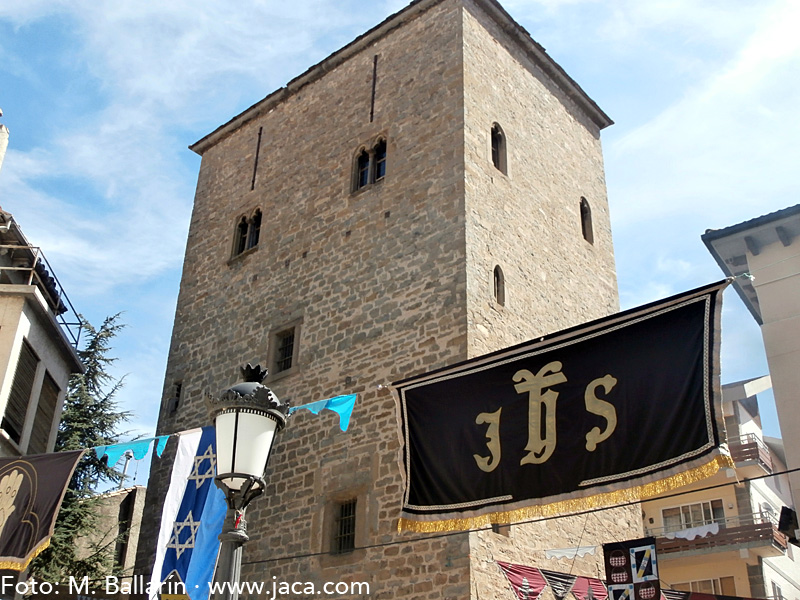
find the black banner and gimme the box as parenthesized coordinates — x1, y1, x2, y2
(0, 450, 84, 570)
(396, 281, 729, 531)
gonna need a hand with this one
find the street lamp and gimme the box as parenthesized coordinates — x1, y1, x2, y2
(206, 364, 290, 600)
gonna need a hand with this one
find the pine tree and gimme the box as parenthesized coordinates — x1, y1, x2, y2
(30, 314, 130, 582)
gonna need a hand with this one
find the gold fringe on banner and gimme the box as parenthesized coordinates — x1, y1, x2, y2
(398, 453, 734, 533)
(0, 538, 51, 571)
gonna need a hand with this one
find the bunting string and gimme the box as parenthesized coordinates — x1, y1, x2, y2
(288, 394, 357, 431)
(94, 435, 169, 465)
(88, 393, 359, 465)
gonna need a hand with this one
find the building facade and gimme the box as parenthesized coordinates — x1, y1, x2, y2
(73, 485, 147, 577)
(0, 207, 83, 457)
(137, 0, 644, 596)
(703, 205, 800, 519)
(641, 377, 800, 599)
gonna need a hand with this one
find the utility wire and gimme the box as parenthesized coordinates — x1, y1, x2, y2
(241, 466, 800, 566)
(82, 464, 797, 586)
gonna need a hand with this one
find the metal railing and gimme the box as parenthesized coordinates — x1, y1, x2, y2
(0, 244, 82, 347)
(728, 433, 773, 472)
(646, 511, 787, 555)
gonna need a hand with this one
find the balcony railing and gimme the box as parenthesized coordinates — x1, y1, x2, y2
(728, 433, 773, 472)
(0, 244, 81, 347)
(648, 511, 787, 557)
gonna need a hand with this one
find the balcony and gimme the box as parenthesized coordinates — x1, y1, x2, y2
(0, 243, 81, 347)
(728, 433, 773, 477)
(649, 512, 787, 559)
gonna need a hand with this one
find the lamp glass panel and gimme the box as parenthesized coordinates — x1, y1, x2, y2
(215, 410, 279, 489)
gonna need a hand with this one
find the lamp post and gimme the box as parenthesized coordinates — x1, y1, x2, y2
(206, 364, 290, 600)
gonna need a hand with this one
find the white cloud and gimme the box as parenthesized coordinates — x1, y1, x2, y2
(1, 0, 794, 441)
(0, 0, 407, 437)
(0, 1, 71, 24)
(1, 1, 409, 298)
(607, 0, 800, 228)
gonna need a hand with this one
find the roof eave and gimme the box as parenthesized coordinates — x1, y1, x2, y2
(702, 230, 763, 325)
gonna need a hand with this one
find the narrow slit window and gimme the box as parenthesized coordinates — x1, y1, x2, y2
(580, 197, 594, 244)
(370, 55, 379, 123)
(493, 265, 505, 306)
(491, 123, 506, 174)
(168, 380, 183, 414)
(333, 499, 357, 554)
(251, 127, 263, 190)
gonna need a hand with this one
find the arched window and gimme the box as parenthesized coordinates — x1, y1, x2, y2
(580, 197, 594, 244)
(352, 138, 388, 192)
(356, 150, 370, 190)
(493, 265, 505, 306)
(232, 209, 262, 258)
(491, 123, 506, 174)
(235, 217, 249, 255)
(247, 210, 262, 250)
(373, 139, 387, 182)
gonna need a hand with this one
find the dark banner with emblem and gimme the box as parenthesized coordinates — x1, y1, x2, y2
(0, 450, 84, 570)
(603, 537, 660, 600)
(395, 281, 731, 531)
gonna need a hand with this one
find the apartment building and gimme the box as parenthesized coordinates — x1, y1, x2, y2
(0, 207, 82, 457)
(642, 377, 799, 598)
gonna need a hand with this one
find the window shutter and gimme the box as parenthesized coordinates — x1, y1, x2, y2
(28, 371, 60, 454)
(2, 339, 39, 444)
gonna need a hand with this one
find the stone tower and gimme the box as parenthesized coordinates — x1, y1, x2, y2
(137, 0, 643, 597)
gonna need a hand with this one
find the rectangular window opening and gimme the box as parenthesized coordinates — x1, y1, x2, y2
(275, 329, 295, 373)
(772, 582, 783, 600)
(333, 499, 357, 555)
(676, 578, 736, 596)
(662, 499, 725, 533)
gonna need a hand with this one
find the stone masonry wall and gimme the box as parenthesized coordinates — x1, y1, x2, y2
(459, 2, 640, 597)
(138, 1, 474, 598)
(462, 0, 618, 356)
(136, 1, 640, 598)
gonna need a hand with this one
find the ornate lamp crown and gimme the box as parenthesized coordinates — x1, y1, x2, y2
(241, 363, 268, 383)
(206, 363, 291, 425)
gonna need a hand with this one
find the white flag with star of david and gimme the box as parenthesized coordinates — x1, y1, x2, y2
(149, 427, 227, 600)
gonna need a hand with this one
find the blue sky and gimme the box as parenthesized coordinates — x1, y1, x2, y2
(1, 0, 798, 483)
